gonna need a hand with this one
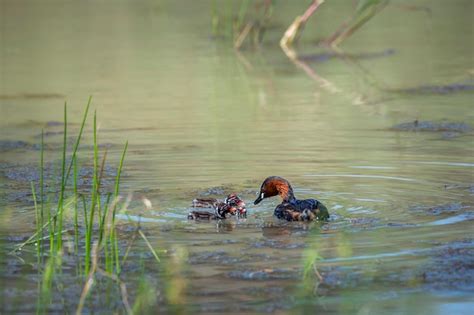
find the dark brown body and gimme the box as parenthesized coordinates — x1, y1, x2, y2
(254, 176, 329, 221)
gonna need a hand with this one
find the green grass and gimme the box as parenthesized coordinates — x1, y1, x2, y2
(10, 97, 163, 314)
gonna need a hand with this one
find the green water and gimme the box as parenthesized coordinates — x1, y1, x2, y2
(1, 0, 473, 314)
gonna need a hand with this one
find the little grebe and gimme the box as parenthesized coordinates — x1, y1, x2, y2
(188, 193, 246, 220)
(254, 176, 329, 221)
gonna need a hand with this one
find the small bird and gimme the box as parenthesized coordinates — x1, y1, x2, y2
(254, 176, 329, 221)
(188, 193, 247, 220)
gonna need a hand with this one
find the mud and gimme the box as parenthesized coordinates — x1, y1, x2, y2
(420, 239, 474, 290)
(391, 120, 472, 133)
(0, 161, 121, 205)
(409, 202, 470, 215)
(0, 140, 34, 151)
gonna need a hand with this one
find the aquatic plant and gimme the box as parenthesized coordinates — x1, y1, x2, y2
(325, 0, 389, 47)
(9, 97, 163, 314)
(210, 0, 274, 49)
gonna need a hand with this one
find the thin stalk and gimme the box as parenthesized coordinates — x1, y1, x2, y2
(31, 182, 40, 264)
(73, 157, 80, 258)
(101, 193, 112, 274)
(39, 129, 44, 258)
(85, 111, 99, 274)
(121, 225, 139, 267)
(138, 230, 160, 264)
(112, 141, 127, 274)
(82, 195, 89, 232)
(113, 141, 128, 215)
(56, 103, 68, 251)
(41, 255, 57, 306)
(64, 96, 91, 184)
(14, 230, 68, 249)
(114, 230, 120, 274)
(100, 193, 112, 245)
(96, 149, 108, 240)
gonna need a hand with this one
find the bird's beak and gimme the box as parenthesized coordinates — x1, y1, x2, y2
(254, 192, 264, 205)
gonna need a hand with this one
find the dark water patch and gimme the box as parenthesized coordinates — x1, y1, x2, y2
(37, 130, 64, 138)
(384, 222, 418, 228)
(250, 238, 306, 250)
(196, 185, 232, 196)
(395, 82, 474, 95)
(186, 238, 243, 247)
(6, 235, 31, 242)
(0, 140, 32, 151)
(420, 239, 474, 291)
(299, 49, 395, 63)
(227, 268, 298, 280)
(0, 138, 113, 152)
(409, 202, 470, 215)
(188, 250, 273, 265)
(445, 183, 474, 195)
(316, 266, 366, 292)
(3, 161, 119, 187)
(196, 302, 260, 314)
(1, 160, 121, 205)
(246, 285, 286, 296)
(189, 250, 244, 265)
(0, 93, 65, 100)
(208, 239, 241, 246)
(322, 217, 382, 232)
(391, 120, 472, 133)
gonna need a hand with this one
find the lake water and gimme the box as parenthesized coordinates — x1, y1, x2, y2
(1, 0, 473, 314)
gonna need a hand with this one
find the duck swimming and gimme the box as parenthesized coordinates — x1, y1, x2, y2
(188, 193, 247, 220)
(254, 176, 329, 221)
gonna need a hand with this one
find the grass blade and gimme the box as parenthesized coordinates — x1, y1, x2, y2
(56, 102, 68, 250)
(31, 182, 40, 263)
(64, 96, 92, 184)
(138, 230, 160, 263)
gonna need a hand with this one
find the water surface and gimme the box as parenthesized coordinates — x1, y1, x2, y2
(1, 0, 473, 313)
